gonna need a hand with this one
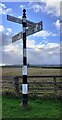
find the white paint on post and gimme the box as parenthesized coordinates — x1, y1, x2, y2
(22, 84, 28, 94)
(23, 18, 26, 22)
(23, 48, 26, 57)
(23, 27, 26, 33)
(22, 66, 27, 75)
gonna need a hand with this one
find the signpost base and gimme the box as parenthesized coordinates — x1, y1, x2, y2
(21, 99, 28, 110)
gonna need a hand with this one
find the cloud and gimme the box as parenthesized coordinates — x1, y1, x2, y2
(20, 3, 43, 13)
(0, 3, 13, 15)
(0, 25, 60, 65)
(27, 39, 60, 52)
(0, 24, 23, 65)
(33, 30, 57, 39)
(20, 4, 25, 10)
(60, 1, 62, 17)
(2, 50, 22, 65)
(0, 63, 6, 66)
(0, 25, 12, 35)
(1, 33, 60, 65)
(2, 43, 23, 65)
(27, 39, 60, 65)
(0, 25, 5, 32)
(5, 8, 13, 15)
(3, 44, 22, 56)
(20, 1, 60, 17)
(32, 4, 42, 13)
(0, 25, 60, 64)
(6, 28, 12, 35)
(54, 20, 60, 30)
(27, 39, 36, 49)
(42, 0, 60, 16)
(0, 3, 6, 9)
(18, 16, 22, 19)
(0, 25, 12, 46)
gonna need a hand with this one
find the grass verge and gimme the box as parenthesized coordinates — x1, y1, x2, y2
(2, 96, 62, 119)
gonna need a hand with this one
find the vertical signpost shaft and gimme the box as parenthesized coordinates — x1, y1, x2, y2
(7, 9, 43, 109)
(22, 9, 28, 108)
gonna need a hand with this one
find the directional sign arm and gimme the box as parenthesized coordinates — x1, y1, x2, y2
(12, 21, 43, 42)
(7, 15, 36, 27)
(7, 15, 22, 24)
(26, 20, 36, 27)
(12, 32, 23, 42)
(26, 21, 43, 36)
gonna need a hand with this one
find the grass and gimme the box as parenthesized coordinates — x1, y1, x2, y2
(0, 96, 2, 120)
(2, 96, 62, 119)
(2, 67, 60, 76)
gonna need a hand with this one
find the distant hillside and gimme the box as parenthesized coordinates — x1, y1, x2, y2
(1, 64, 62, 69)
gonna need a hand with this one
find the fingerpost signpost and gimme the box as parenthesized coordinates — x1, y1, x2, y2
(7, 9, 43, 108)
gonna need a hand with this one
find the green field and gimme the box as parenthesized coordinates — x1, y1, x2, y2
(2, 66, 61, 76)
(2, 96, 62, 119)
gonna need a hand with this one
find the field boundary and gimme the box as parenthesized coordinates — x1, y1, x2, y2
(2, 75, 62, 98)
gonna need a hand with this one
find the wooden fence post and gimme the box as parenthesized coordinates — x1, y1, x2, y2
(54, 77, 57, 98)
(14, 76, 19, 96)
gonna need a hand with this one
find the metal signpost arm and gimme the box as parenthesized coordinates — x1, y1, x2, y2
(7, 14, 36, 27)
(22, 9, 28, 108)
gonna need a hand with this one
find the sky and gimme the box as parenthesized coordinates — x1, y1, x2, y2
(0, 0, 62, 65)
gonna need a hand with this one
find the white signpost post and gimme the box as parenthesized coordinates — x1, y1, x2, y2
(7, 9, 43, 108)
